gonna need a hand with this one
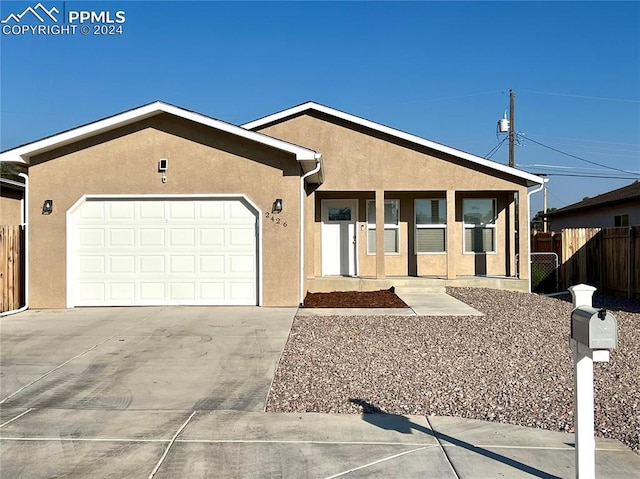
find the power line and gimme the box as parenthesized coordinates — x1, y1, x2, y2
(545, 187, 569, 207)
(484, 136, 507, 159)
(529, 134, 640, 148)
(518, 89, 640, 104)
(518, 163, 640, 174)
(517, 133, 640, 176)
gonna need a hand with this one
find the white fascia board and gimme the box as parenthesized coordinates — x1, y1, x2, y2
(0, 101, 318, 164)
(243, 102, 544, 186)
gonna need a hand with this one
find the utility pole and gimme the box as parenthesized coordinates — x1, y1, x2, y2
(509, 89, 515, 168)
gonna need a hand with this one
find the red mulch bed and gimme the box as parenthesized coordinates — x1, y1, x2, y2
(302, 289, 408, 308)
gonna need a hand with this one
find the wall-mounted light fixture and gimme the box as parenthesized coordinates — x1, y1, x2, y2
(42, 199, 53, 215)
(272, 198, 283, 213)
(158, 158, 168, 172)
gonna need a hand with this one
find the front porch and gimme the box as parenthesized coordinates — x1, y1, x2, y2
(306, 275, 530, 295)
(312, 189, 528, 282)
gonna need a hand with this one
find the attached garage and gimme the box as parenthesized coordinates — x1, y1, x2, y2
(67, 196, 260, 307)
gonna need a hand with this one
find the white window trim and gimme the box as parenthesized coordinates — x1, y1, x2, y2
(462, 198, 498, 255)
(366, 199, 400, 255)
(415, 198, 447, 255)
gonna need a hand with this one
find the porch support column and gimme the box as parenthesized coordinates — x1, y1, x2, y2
(375, 189, 386, 279)
(518, 189, 529, 280)
(508, 192, 516, 277)
(446, 189, 457, 280)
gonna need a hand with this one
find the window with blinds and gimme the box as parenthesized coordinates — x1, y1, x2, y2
(366, 200, 399, 254)
(463, 198, 497, 253)
(415, 199, 446, 253)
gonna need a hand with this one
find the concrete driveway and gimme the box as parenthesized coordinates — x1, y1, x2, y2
(2, 307, 639, 478)
(0, 306, 296, 477)
(0, 307, 294, 411)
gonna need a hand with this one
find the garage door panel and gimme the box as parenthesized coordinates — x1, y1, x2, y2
(139, 201, 165, 219)
(229, 282, 256, 302)
(140, 229, 165, 247)
(199, 201, 224, 219)
(200, 256, 225, 274)
(170, 229, 196, 247)
(200, 228, 225, 246)
(229, 227, 256, 247)
(108, 202, 135, 220)
(169, 256, 196, 273)
(200, 282, 225, 301)
(79, 201, 105, 220)
(79, 283, 105, 302)
(140, 283, 165, 301)
(110, 283, 135, 301)
(169, 283, 195, 301)
(170, 201, 195, 220)
(79, 229, 105, 247)
(70, 199, 258, 306)
(109, 229, 135, 247)
(139, 256, 166, 274)
(229, 255, 255, 274)
(109, 256, 135, 274)
(78, 256, 105, 274)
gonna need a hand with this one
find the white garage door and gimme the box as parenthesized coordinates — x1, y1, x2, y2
(68, 198, 258, 306)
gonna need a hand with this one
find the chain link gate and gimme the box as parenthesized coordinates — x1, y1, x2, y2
(517, 252, 559, 293)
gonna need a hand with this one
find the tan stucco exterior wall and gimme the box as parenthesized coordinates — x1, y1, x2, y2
(28, 114, 301, 308)
(258, 113, 530, 283)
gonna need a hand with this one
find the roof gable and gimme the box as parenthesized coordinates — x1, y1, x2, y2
(0, 101, 320, 166)
(243, 101, 544, 187)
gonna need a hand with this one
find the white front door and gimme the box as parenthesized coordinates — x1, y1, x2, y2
(321, 200, 357, 276)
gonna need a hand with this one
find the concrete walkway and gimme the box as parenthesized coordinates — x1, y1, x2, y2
(1, 306, 638, 478)
(2, 408, 638, 478)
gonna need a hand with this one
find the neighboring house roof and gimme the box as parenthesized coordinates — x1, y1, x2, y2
(243, 101, 544, 187)
(546, 181, 640, 217)
(0, 101, 321, 170)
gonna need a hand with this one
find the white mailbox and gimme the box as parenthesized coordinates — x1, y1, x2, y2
(571, 306, 617, 350)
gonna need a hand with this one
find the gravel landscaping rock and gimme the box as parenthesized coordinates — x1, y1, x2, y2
(267, 288, 640, 453)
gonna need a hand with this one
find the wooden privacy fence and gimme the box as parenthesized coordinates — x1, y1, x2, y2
(531, 231, 562, 258)
(1, 225, 24, 312)
(533, 227, 640, 298)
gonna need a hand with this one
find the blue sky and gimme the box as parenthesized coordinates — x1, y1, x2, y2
(1, 1, 639, 214)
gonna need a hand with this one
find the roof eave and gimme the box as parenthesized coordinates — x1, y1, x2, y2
(0, 101, 319, 166)
(243, 102, 544, 187)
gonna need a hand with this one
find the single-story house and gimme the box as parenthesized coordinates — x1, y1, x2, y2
(546, 181, 640, 230)
(0, 177, 26, 226)
(0, 101, 544, 308)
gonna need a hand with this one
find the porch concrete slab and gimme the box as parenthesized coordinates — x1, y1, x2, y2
(401, 293, 484, 316)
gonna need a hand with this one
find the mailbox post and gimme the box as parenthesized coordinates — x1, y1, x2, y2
(568, 284, 617, 479)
